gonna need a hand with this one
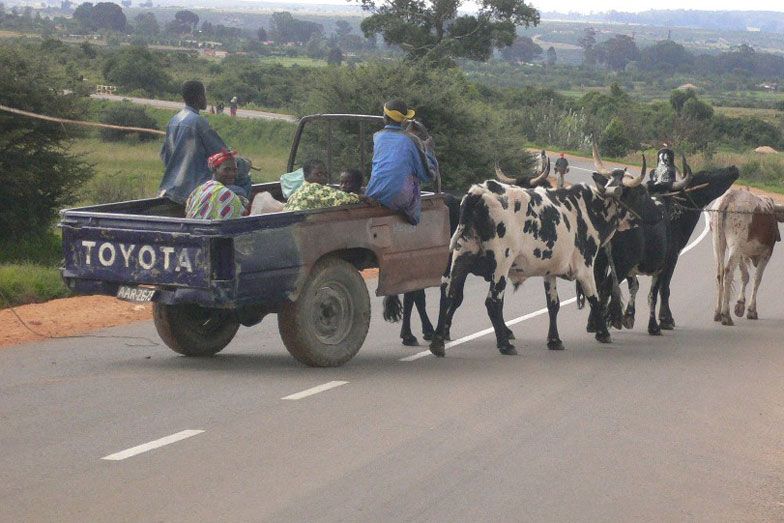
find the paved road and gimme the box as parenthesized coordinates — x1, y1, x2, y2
(2, 160, 783, 521)
(91, 93, 298, 123)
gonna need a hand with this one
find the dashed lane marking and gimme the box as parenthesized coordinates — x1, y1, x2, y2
(400, 214, 710, 361)
(101, 430, 204, 461)
(282, 381, 349, 400)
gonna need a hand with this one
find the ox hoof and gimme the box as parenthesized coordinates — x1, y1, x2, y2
(429, 339, 446, 357)
(422, 330, 435, 341)
(595, 332, 612, 344)
(499, 345, 518, 356)
(713, 312, 722, 322)
(720, 314, 734, 326)
(622, 312, 635, 330)
(648, 321, 662, 335)
(401, 334, 419, 346)
(547, 339, 565, 351)
(659, 320, 675, 330)
(747, 310, 758, 320)
(734, 301, 746, 318)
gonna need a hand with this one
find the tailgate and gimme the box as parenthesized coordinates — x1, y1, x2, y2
(61, 226, 221, 288)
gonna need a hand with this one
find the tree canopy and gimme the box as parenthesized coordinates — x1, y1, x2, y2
(72, 2, 126, 32)
(355, 0, 540, 63)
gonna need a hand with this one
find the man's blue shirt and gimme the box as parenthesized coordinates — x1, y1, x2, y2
(159, 106, 251, 204)
(365, 124, 432, 209)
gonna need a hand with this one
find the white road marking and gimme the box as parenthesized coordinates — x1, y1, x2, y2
(400, 213, 710, 361)
(101, 430, 204, 461)
(282, 381, 348, 400)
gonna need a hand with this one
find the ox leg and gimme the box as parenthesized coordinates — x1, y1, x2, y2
(713, 226, 727, 322)
(622, 276, 639, 329)
(578, 273, 611, 344)
(411, 289, 435, 340)
(720, 253, 739, 326)
(544, 276, 564, 350)
(430, 261, 470, 357)
(485, 276, 516, 355)
(657, 262, 678, 330)
(734, 258, 749, 318)
(747, 255, 770, 320)
(648, 275, 662, 335)
(400, 292, 418, 346)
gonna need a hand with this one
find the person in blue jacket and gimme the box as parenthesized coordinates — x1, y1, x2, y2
(159, 80, 251, 206)
(365, 99, 436, 225)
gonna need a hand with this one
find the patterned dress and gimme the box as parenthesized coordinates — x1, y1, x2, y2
(283, 181, 361, 212)
(185, 180, 245, 220)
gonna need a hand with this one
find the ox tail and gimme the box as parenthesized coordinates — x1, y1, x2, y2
(382, 295, 403, 323)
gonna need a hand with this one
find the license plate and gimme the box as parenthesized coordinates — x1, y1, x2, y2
(117, 285, 157, 302)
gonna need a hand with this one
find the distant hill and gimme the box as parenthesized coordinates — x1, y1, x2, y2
(541, 10, 784, 34)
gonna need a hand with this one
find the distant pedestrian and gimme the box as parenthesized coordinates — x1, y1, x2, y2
(554, 152, 569, 188)
(230, 96, 238, 117)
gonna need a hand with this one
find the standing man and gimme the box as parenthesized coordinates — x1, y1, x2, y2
(229, 96, 238, 117)
(554, 152, 569, 189)
(365, 99, 435, 225)
(159, 80, 251, 206)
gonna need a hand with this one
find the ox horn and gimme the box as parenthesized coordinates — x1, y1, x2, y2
(592, 141, 610, 177)
(623, 154, 646, 188)
(671, 154, 693, 191)
(530, 152, 551, 186)
(494, 161, 517, 184)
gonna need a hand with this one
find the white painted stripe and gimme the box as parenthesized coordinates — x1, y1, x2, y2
(400, 213, 710, 361)
(282, 380, 348, 400)
(101, 430, 204, 461)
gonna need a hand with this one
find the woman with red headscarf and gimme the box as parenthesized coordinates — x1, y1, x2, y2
(185, 149, 248, 220)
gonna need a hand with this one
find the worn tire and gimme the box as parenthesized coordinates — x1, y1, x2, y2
(278, 257, 370, 367)
(153, 303, 239, 356)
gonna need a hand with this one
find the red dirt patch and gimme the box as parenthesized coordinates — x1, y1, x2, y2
(1, 296, 152, 348)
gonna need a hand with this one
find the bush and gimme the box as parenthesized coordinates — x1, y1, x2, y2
(600, 117, 633, 157)
(102, 46, 172, 96)
(84, 171, 149, 204)
(99, 103, 159, 142)
(0, 43, 93, 243)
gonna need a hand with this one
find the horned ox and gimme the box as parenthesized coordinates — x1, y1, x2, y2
(429, 159, 650, 356)
(710, 189, 784, 325)
(383, 152, 552, 346)
(592, 153, 739, 334)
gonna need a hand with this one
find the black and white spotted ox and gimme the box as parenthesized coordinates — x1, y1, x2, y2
(382, 153, 552, 346)
(710, 189, 784, 325)
(428, 161, 650, 357)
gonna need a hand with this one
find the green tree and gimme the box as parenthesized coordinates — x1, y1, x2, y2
(167, 9, 198, 34)
(578, 26, 597, 66)
(302, 60, 533, 189)
(596, 34, 639, 71)
(327, 47, 343, 66)
(91, 2, 125, 31)
(133, 12, 158, 36)
(355, 0, 539, 63)
(545, 45, 556, 66)
(102, 45, 171, 95)
(0, 44, 93, 241)
(499, 36, 542, 64)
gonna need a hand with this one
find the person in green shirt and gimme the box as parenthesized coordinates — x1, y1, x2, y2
(284, 160, 362, 211)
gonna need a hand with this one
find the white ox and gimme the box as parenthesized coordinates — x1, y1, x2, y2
(710, 189, 784, 325)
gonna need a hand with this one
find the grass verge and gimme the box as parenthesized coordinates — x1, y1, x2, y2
(0, 263, 70, 307)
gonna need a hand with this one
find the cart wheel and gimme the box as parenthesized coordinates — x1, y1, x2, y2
(278, 257, 370, 367)
(153, 303, 239, 356)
